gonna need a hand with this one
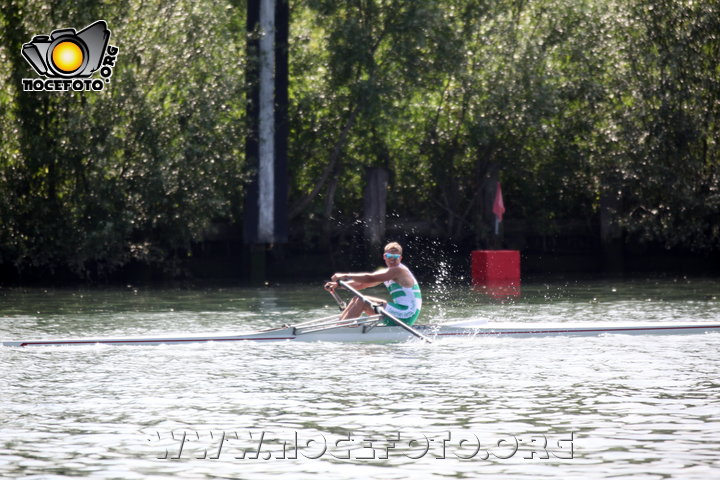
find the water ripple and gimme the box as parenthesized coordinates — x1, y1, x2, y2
(2, 281, 720, 478)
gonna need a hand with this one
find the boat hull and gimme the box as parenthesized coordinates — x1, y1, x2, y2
(3, 322, 720, 347)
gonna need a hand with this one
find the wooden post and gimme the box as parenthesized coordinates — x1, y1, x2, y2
(600, 176, 624, 274)
(363, 167, 389, 249)
(243, 0, 288, 282)
(473, 160, 500, 249)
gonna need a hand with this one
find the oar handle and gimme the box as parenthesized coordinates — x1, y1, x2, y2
(328, 288, 347, 311)
(338, 280, 432, 343)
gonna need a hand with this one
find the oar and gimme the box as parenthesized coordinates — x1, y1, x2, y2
(328, 288, 347, 311)
(338, 280, 432, 343)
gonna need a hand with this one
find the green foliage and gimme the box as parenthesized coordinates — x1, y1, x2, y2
(603, 0, 720, 250)
(0, 0, 718, 281)
(0, 0, 247, 277)
(291, 0, 719, 252)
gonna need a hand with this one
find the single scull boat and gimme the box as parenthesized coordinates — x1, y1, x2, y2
(3, 315, 720, 347)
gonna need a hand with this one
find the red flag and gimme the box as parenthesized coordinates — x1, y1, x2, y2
(492, 182, 505, 221)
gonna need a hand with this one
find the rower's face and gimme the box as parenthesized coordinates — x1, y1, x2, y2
(383, 250, 402, 267)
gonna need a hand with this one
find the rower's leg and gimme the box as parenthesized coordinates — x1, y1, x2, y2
(339, 296, 385, 321)
(339, 297, 375, 321)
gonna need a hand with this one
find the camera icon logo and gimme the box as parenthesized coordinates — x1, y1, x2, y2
(22, 20, 110, 77)
(21, 20, 119, 92)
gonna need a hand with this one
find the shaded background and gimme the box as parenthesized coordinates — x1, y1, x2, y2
(0, 0, 718, 284)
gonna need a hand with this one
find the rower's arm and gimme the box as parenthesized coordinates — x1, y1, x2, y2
(340, 267, 403, 285)
(331, 271, 385, 289)
(344, 279, 379, 290)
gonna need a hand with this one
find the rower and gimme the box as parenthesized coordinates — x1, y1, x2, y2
(324, 242, 422, 326)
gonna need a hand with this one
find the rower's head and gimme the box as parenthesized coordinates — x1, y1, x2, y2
(383, 242, 402, 265)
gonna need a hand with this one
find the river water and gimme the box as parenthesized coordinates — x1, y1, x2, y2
(1, 278, 719, 479)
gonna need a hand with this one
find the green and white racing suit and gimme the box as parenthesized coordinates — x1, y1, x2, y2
(382, 265, 422, 326)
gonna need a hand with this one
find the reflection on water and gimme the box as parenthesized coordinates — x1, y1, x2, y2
(472, 281, 521, 300)
(1, 278, 719, 479)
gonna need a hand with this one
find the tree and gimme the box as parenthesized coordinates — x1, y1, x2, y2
(0, 0, 248, 278)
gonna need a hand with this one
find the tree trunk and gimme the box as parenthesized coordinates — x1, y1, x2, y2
(289, 106, 358, 219)
(319, 170, 339, 252)
(599, 177, 624, 274)
(363, 167, 389, 249)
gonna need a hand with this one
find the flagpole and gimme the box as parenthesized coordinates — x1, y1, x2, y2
(492, 182, 505, 237)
